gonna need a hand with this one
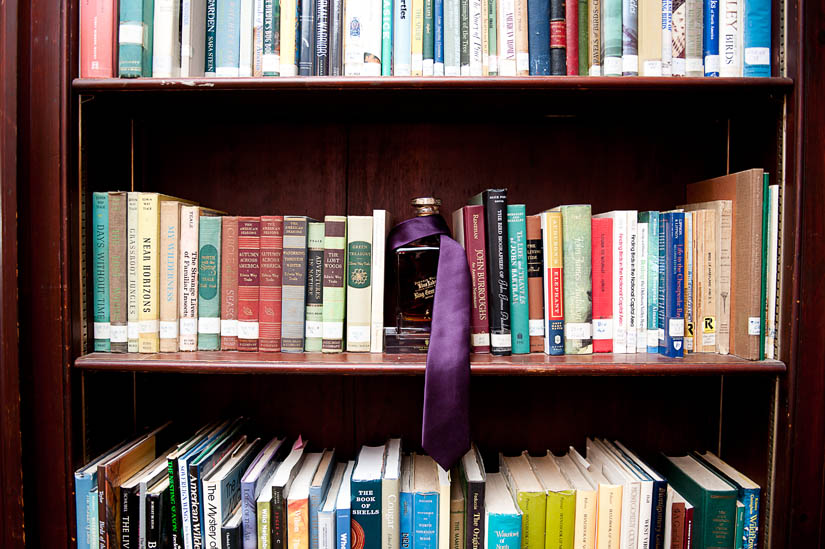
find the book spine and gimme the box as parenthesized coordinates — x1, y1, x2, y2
(382, 0, 394, 74)
(541, 211, 564, 356)
(306, 222, 325, 351)
(482, 190, 511, 355)
(221, 217, 240, 350)
(395, 0, 413, 74)
(153, 0, 181, 77)
(622, 0, 639, 74)
(701, 492, 736, 547)
(743, 0, 770, 75)
(646, 213, 659, 353)
(515, 0, 529, 74)
(626, 212, 638, 353)
(138, 193, 161, 353)
(662, 212, 685, 358)
(487, 0, 498, 74)
(578, 0, 587, 73)
(258, 497, 272, 549)
(254, 0, 265, 75)
(401, 490, 413, 549)
(638, 0, 661, 74)
(225, 520, 243, 549)
(528, 0, 551, 74)
(204, 478, 223, 549)
(316, 0, 330, 73)
(637, 222, 648, 352)
(76, 476, 93, 549)
(735, 502, 745, 549)
(481, 0, 490, 74)
(370, 211, 387, 352)
(526, 216, 544, 353)
(718, 0, 741, 76)
(280, 0, 298, 75)
(337, 505, 351, 549)
(238, 217, 262, 351)
(281, 217, 308, 352)
(742, 488, 759, 548)
(496, 0, 516, 75)
(120, 487, 138, 549)
(703, 0, 719, 75)
(470, 0, 483, 74)
(457, 0, 468, 74)
(178, 206, 200, 351)
(602, 0, 622, 75)
(684, 212, 694, 352)
(146, 492, 161, 549)
(759, 173, 770, 360)
(299, 0, 317, 74)
(240, 0, 256, 75)
(242, 480, 259, 549)
(205, 0, 218, 74)
(260, 216, 285, 352)
(322, 217, 347, 353)
(288, 497, 310, 549)
(272, 486, 287, 549)
(346, 217, 373, 352)
(657, 213, 667, 355)
(93, 193, 111, 352)
(189, 463, 204, 549)
(591, 217, 613, 353)
(465, 482, 484, 549)
(412, 0, 425, 74)
(459, 207, 491, 353)
(424, 0, 435, 74)
(159, 201, 181, 353)
(565, 0, 578, 74)
(588, 0, 601, 74)
(90, 489, 99, 549)
(671, 0, 687, 75)
(330, 0, 343, 74)
(353, 479, 382, 549)
(611, 213, 628, 353)
(127, 193, 140, 352)
(382, 478, 400, 549)
(119, 0, 145, 77)
(685, 0, 703, 74)
(413, 492, 438, 549)
(662, 0, 673, 75)
(198, 216, 222, 350)
(81, 0, 116, 77)
(561, 205, 593, 354)
(485, 514, 520, 549)
(108, 193, 128, 352)
(545, 491, 575, 549)
(216, 0, 242, 76)
(180, 0, 193, 76)
(167, 457, 182, 549)
(507, 205, 530, 355)
(444, 0, 461, 75)
(97, 471, 107, 549)
(367, 0, 385, 74)
(263, 0, 281, 75)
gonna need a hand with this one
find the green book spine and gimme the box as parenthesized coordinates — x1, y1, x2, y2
(322, 216, 347, 353)
(507, 205, 530, 354)
(578, 0, 587, 74)
(488, 0, 498, 74)
(544, 490, 575, 549)
(516, 492, 546, 549)
(460, 0, 470, 71)
(305, 221, 325, 351)
(93, 192, 111, 352)
(759, 173, 769, 360)
(559, 205, 593, 354)
(424, 0, 435, 68)
(258, 498, 272, 549)
(641, 211, 660, 353)
(263, 0, 281, 75)
(118, 0, 145, 76)
(735, 501, 745, 549)
(198, 216, 222, 350)
(382, 0, 394, 74)
(143, 0, 154, 75)
(602, 0, 622, 74)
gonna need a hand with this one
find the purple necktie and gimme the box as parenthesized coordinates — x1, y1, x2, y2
(388, 214, 471, 470)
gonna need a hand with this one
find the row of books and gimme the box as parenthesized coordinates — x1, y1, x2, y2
(74, 423, 761, 549)
(462, 169, 780, 361)
(79, 0, 771, 78)
(90, 193, 389, 353)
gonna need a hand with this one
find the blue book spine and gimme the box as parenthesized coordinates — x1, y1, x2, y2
(434, 0, 445, 71)
(485, 513, 521, 549)
(352, 479, 382, 549)
(703, 0, 719, 75)
(662, 212, 685, 358)
(75, 474, 94, 549)
(649, 479, 667, 548)
(643, 212, 659, 353)
(241, 480, 258, 549)
(336, 505, 351, 549)
(206, 0, 218, 74)
(216, 0, 243, 75)
(742, 488, 760, 549)
(527, 0, 550, 74)
(743, 0, 770, 76)
(657, 213, 668, 354)
(400, 490, 413, 549)
(310, 465, 334, 549)
(507, 205, 530, 354)
(394, 0, 412, 74)
(89, 490, 100, 549)
(382, 0, 394, 74)
(413, 492, 439, 549)
(118, 0, 145, 77)
(93, 192, 110, 352)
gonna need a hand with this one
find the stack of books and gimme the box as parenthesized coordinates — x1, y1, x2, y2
(79, 0, 771, 78)
(75, 427, 762, 549)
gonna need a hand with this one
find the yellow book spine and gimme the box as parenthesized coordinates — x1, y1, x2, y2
(545, 490, 576, 549)
(345, 216, 373, 352)
(595, 485, 621, 549)
(637, 0, 662, 75)
(138, 193, 160, 353)
(573, 489, 596, 549)
(702, 209, 718, 353)
(514, 0, 528, 74)
(412, 0, 424, 75)
(517, 492, 547, 549)
(288, 499, 310, 549)
(481, 0, 489, 74)
(587, 0, 601, 75)
(280, 0, 298, 76)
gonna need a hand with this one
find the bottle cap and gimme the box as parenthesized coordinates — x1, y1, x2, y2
(411, 197, 441, 216)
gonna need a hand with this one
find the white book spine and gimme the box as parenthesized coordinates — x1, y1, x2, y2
(637, 222, 648, 352)
(766, 186, 780, 359)
(613, 213, 628, 353)
(153, 0, 182, 77)
(181, 0, 194, 76)
(138, 482, 148, 549)
(345, 0, 366, 75)
(179, 206, 200, 351)
(626, 212, 638, 353)
(661, 0, 672, 75)
(319, 512, 336, 549)
(621, 481, 640, 549)
(470, 0, 483, 74)
(684, 212, 694, 352)
(363, 0, 384, 75)
(179, 456, 194, 549)
(280, 0, 299, 75)
(636, 481, 653, 549)
(240, 0, 256, 76)
(253, 0, 265, 75)
(204, 478, 223, 549)
(496, 0, 516, 75)
(370, 210, 387, 353)
(127, 193, 140, 353)
(663, 486, 674, 548)
(540, 213, 551, 355)
(719, 0, 742, 76)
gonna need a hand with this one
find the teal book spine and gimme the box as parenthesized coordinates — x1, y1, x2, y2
(486, 514, 520, 549)
(352, 479, 382, 549)
(118, 0, 145, 76)
(143, 0, 154, 75)
(93, 192, 111, 352)
(305, 221, 325, 351)
(560, 205, 593, 354)
(602, 0, 622, 74)
(198, 216, 223, 350)
(424, 0, 435, 70)
(735, 502, 745, 549)
(382, 0, 394, 74)
(759, 173, 769, 360)
(507, 205, 530, 354)
(206, 0, 218, 74)
(217, 0, 243, 75)
(641, 211, 660, 353)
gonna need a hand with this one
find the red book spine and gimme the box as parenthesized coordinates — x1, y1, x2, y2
(259, 216, 284, 352)
(80, 0, 116, 77)
(220, 217, 239, 350)
(565, 0, 579, 75)
(526, 215, 544, 353)
(464, 206, 491, 353)
(592, 217, 613, 352)
(238, 217, 261, 351)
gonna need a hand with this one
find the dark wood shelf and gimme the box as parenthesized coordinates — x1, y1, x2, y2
(74, 351, 786, 376)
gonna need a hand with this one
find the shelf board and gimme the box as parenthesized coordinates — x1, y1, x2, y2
(72, 76, 794, 94)
(74, 351, 786, 376)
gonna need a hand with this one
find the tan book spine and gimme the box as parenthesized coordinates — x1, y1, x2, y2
(138, 193, 161, 353)
(638, 0, 662, 74)
(346, 215, 373, 352)
(588, 0, 601, 74)
(159, 201, 182, 352)
(221, 217, 240, 350)
(127, 192, 140, 352)
(514, 0, 528, 74)
(108, 192, 128, 353)
(179, 205, 200, 351)
(481, 0, 489, 74)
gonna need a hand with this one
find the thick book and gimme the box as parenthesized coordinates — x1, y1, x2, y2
(153, 0, 181, 77)
(540, 210, 564, 356)
(460, 445, 486, 549)
(298, 0, 317, 74)
(198, 215, 223, 350)
(703, 0, 719, 74)
(484, 473, 521, 549)
(638, 0, 662, 74)
(413, 454, 440, 549)
(499, 454, 546, 549)
(306, 221, 326, 352)
(527, 0, 550, 75)
(637, 220, 648, 352)
(179, 206, 200, 352)
(371, 210, 388, 353)
(76, 442, 133, 549)
(525, 216, 544, 353)
(107, 191, 127, 353)
(622, 0, 639, 74)
(260, 215, 285, 352)
(555, 205, 593, 354)
(280, 0, 298, 75)
(181, 0, 207, 76)
(672, 0, 687, 75)
(206, 0, 219, 75)
(528, 452, 575, 549)
(118, 0, 152, 76)
(316, 0, 331, 74)
(93, 192, 110, 352)
(166, 425, 215, 549)
(639, 212, 660, 353)
(658, 212, 685, 358)
(352, 445, 386, 549)
(127, 192, 140, 352)
(586, 438, 641, 549)
(686, 169, 763, 359)
(81, 0, 117, 77)
(322, 216, 347, 353)
(119, 453, 169, 549)
(394, 0, 413, 74)
(346, 216, 373, 352)
(602, 0, 622, 75)
(592, 211, 630, 353)
(659, 455, 736, 548)
(496, 0, 517, 75)
(452, 206, 491, 353)
(310, 450, 337, 549)
(241, 436, 287, 549)
(507, 205, 530, 355)
(569, 448, 621, 549)
(382, 439, 402, 549)
(282, 217, 309, 352)
(287, 452, 325, 549)
(221, 217, 240, 350)
(469, 190, 511, 355)
(613, 440, 668, 549)
(743, 0, 770, 76)
(337, 462, 356, 549)
(238, 217, 262, 351)
(556, 453, 597, 549)
(159, 200, 183, 353)
(591, 217, 613, 353)
(565, 0, 578, 74)
(216, 0, 243, 76)
(262, 0, 281, 75)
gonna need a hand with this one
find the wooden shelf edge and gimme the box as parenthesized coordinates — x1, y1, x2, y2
(72, 76, 794, 93)
(73, 352, 787, 376)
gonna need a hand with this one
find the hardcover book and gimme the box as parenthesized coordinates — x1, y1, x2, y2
(152, 0, 181, 77)
(684, 212, 695, 352)
(280, 0, 298, 75)
(637, 221, 648, 352)
(686, 0, 703, 75)
(400, 457, 414, 549)
(260, 216, 285, 352)
(547, 0, 564, 74)
(298, 0, 317, 75)
(394, 0, 413, 74)
(318, 464, 347, 549)
(638, 0, 662, 74)
(238, 217, 262, 351)
(282, 217, 309, 352)
(198, 215, 223, 350)
(444, 0, 460, 74)
(591, 217, 613, 353)
(565, 0, 578, 74)
(556, 453, 596, 549)
(306, 221, 326, 352)
(216, 0, 243, 76)
(262, 0, 281, 75)
(179, 205, 200, 351)
(181, 0, 207, 76)
(93, 192, 110, 352)
(659, 212, 685, 358)
(587, 0, 601, 73)
(514, 0, 529, 74)
(81, 0, 117, 77)
(118, 0, 152, 76)
(346, 216, 373, 352)
(452, 206, 492, 353)
(672, 0, 687, 75)
(621, 0, 639, 74)
(602, 0, 622, 74)
(322, 216, 347, 353)
(507, 205, 530, 355)
(108, 192, 128, 353)
(743, 0, 770, 76)
(159, 200, 183, 353)
(554, 205, 593, 355)
(525, 215, 544, 352)
(127, 192, 140, 352)
(316, 0, 331, 74)
(639, 211, 660, 353)
(352, 445, 386, 549)
(592, 211, 631, 353)
(451, 470, 465, 549)
(371, 210, 388, 353)
(496, 0, 517, 75)
(221, 217, 240, 351)
(271, 439, 310, 549)
(206, 0, 219, 75)
(703, 0, 720, 74)
(540, 210, 564, 356)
